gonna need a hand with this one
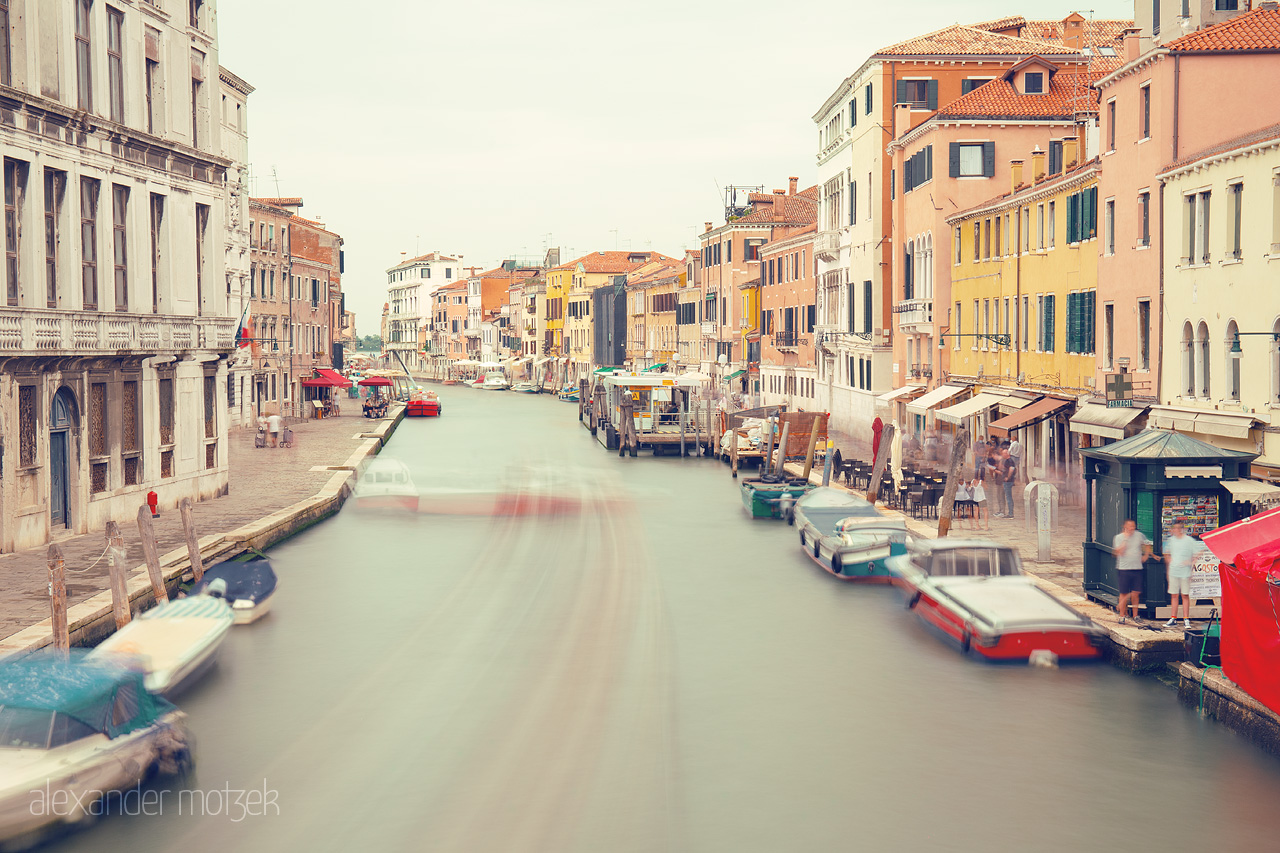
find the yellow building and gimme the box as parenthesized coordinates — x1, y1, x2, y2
(941, 149, 1100, 481)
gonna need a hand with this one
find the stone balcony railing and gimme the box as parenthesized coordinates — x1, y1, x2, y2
(0, 308, 236, 355)
(892, 298, 933, 329)
(700, 322, 716, 337)
(815, 230, 842, 262)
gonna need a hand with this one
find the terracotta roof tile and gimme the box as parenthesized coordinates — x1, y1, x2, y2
(252, 197, 302, 207)
(729, 188, 819, 226)
(1162, 121, 1280, 172)
(1167, 8, 1280, 52)
(551, 250, 678, 273)
(876, 24, 1072, 57)
(1020, 18, 1132, 49)
(936, 62, 1119, 119)
(392, 251, 459, 268)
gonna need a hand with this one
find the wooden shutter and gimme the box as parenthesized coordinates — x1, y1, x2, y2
(904, 158, 913, 193)
(848, 286, 856, 332)
(903, 245, 912, 298)
(949, 142, 961, 178)
(926, 80, 938, 110)
(1045, 295, 1055, 352)
(982, 141, 995, 177)
(896, 80, 909, 105)
(866, 84, 873, 115)
(850, 100, 857, 126)
(863, 281, 873, 334)
(1066, 194, 1078, 243)
(1049, 141, 1062, 175)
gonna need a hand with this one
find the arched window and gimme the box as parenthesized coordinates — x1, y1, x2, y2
(1225, 320, 1241, 401)
(923, 232, 934, 298)
(1182, 322, 1194, 397)
(1196, 321, 1211, 398)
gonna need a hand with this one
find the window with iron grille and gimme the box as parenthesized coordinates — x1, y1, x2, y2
(158, 375, 174, 445)
(18, 385, 36, 466)
(161, 450, 173, 478)
(204, 374, 215, 438)
(89, 383, 107, 457)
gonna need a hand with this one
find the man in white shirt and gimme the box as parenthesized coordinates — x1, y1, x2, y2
(1163, 521, 1205, 629)
(1008, 435, 1023, 484)
(266, 412, 282, 448)
(1111, 518, 1151, 624)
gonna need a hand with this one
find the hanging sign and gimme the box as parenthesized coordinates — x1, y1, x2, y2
(1190, 553, 1223, 599)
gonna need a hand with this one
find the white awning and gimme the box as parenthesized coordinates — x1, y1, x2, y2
(996, 394, 1035, 415)
(876, 384, 925, 404)
(1149, 406, 1257, 440)
(935, 392, 1009, 426)
(906, 384, 970, 416)
(1069, 402, 1147, 439)
(533, 356, 552, 366)
(1222, 479, 1280, 505)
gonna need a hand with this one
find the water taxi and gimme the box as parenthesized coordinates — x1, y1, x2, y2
(351, 457, 420, 512)
(888, 538, 1104, 661)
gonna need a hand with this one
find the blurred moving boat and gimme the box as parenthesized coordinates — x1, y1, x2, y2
(887, 538, 1103, 661)
(406, 389, 442, 417)
(191, 555, 278, 625)
(0, 654, 192, 850)
(89, 590, 234, 696)
(351, 457, 420, 512)
(801, 514, 909, 582)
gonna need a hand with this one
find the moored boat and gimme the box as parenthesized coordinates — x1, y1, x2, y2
(191, 555, 278, 625)
(510, 382, 540, 394)
(740, 475, 816, 520)
(477, 374, 509, 391)
(406, 389, 442, 417)
(801, 514, 909, 582)
(887, 538, 1104, 661)
(0, 654, 192, 850)
(88, 590, 235, 696)
(558, 386, 580, 402)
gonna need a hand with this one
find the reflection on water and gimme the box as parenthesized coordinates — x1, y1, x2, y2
(48, 387, 1280, 852)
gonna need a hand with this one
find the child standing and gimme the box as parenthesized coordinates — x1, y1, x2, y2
(971, 477, 989, 530)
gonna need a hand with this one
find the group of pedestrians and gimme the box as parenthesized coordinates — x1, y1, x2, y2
(1110, 518, 1206, 628)
(972, 434, 1022, 520)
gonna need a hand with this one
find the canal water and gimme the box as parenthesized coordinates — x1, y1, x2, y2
(53, 386, 1280, 852)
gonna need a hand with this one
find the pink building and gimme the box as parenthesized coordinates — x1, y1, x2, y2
(1095, 6, 1280, 400)
(760, 224, 818, 408)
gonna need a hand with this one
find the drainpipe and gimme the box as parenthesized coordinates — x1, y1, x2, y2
(1015, 204, 1022, 380)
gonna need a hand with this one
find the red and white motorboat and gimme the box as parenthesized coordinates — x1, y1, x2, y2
(887, 538, 1104, 662)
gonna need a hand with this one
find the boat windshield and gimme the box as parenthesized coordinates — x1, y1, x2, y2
(0, 706, 87, 749)
(928, 548, 1021, 578)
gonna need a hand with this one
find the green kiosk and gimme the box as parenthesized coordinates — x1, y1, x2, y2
(1080, 429, 1257, 618)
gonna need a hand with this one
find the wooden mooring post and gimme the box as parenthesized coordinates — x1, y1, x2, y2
(106, 521, 131, 630)
(774, 423, 791, 476)
(618, 394, 638, 458)
(801, 421, 821, 481)
(180, 497, 204, 583)
(937, 427, 971, 538)
(679, 391, 688, 457)
(48, 544, 69, 656)
(592, 384, 606, 437)
(866, 423, 895, 505)
(136, 505, 169, 605)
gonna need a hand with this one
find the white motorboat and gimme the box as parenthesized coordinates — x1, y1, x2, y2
(89, 588, 234, 696)
(191, 555, 278, 625)
(0, 654, 192, 850)
(351, 457, 420, 511)
(477, 373, 509, 391)
(510, 382, 540, 394)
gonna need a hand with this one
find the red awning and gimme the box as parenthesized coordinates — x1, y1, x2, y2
(315, 368, 353, 388)
(987, 396, 1074, 437)
(1203, 505, 1280, 565)
(300, 378, 333, 388)
(359, 376, 393, 387)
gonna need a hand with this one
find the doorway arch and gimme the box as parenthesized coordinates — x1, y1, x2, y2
(49, 387, 78, 530)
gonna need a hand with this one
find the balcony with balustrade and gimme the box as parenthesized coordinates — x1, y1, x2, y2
(892, 298, 933, 334)
(814, 230, 842, 262)
(0, 309, 235, 356)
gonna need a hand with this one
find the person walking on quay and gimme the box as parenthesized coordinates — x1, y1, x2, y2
(1111, 519, 1152, 624)
(1008, 433, 1023, 483)
(986, 448, 1007, 518)
(267, 411, 282, 448)
(971, 477, 989, 530)
(955, 479, 973, 530)
(1163, 521, 1205, 629)
(1000, 447, 1017, 520)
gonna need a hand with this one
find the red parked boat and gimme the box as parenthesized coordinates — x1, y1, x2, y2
(887, 538, 1104, 662)
(406, 390, 442, 417)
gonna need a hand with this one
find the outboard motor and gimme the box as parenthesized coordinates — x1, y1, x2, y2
(205, 577, 229, 600)
(779, 491, 796, 525)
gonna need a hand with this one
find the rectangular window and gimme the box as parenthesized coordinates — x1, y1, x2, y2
(961, 78, 993, 95)
(149, 194, 163, 312)
(865, 83, 872, 115)
(972, 223, 980, 262)
(1140, 191, 1151, 247)
(18, 385, 36, 466)
(863, 280, 872, 335)
(954, 301, 962, 349)
(194, 203, 209, 315)
(1005, 213, 1012, 255)
(1048, 201, 1056, 248)
(1004, 298, 1011, 350)
(145, 51, 160, 134)
(4, 158, 23, 307)
(983, 298, 990, 348)
(76, 0, 93, 112)
(1215, 1, 1238, 11)
(1229, 182, 1243, 260)
(983, 218, 991, 259)
(1048, 140, 1063, 175)
(954, 143, 988, 177)
(81, 177, 99, 309)
(1024, 72, 1044, 94)
(897, 79, 937, 109)
(994, 216, 1002, 257)
(1139, 299, 1151, 369)
(1037, 204, 1045, 250)
(1106, 199, 1116, 255)
(971, 300, 979, 350)
(1042, 294, 1055, 353)
(44, 170, 64, 309)
(1022, 295, 1030, 351)
(1107, 100, 1116, 151)
(190, 0, 204, 30)
(112, 185, 128, 311)
(1105, 303, 1115, 369)
(1153, 0, 1161, 36)
(107, 8, 124, 123)
(954, 226, 962, 264)
(0, 0, 10, 88)
(1140, 85, 1151, 140)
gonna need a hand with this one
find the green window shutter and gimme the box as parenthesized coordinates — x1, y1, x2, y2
(1045, 295, 1055, 352)
(982, 141, 995, 177)
(850, 99, 857, 126)
(949, 142, 961, 178)
(896, 80, 909, 105)
(926, 79, 939, 110)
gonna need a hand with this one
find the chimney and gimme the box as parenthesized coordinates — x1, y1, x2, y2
(772, 189, 785, 195)
(1122, 26, 1142, 62)
(704, 221, 713, 233)
(1030, 147, 1046, 182)
(1010, 159, 1025, 193)
(1062, 12, 1085, 50)
(789, 176, 799, 195)
(1062, 136, 1079, 171)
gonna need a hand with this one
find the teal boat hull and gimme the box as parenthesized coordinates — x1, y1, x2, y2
(740, 479, 815, 519)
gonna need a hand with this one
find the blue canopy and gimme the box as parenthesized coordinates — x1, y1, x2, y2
(193, 555, 278, 604)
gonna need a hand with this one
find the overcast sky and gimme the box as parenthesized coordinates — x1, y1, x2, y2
(218, 0, 1133, 333)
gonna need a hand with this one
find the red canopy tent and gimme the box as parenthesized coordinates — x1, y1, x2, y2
(359, 376, 393, 387)
(1203, 509, 1280, 715)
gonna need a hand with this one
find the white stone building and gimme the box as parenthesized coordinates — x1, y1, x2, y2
(385, 251, 460, 373)
(0, 0, 235, 552)
(219, 65, 252, 428)
(812, 62, 893, 443)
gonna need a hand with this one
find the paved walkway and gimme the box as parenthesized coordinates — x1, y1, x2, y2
(0, 410, 388, 640)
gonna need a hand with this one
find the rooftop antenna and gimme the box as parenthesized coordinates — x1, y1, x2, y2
(271, 166, 282, 198)
(415, 235, 420, 255)
(610, 228, 619, 250)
